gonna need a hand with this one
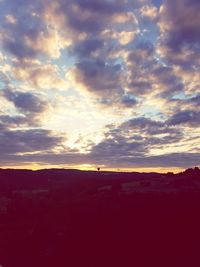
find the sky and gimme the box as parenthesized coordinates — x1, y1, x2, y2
(0, 0, 199, 172)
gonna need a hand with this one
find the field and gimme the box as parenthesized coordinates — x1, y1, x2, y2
(0, 168, 200, 267)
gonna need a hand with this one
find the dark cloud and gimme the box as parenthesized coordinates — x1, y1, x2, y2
(126, 42, 155, 95)
(128, 80, 152, 95)
(121, 93, 137, 107)
(91, 137, 146, 158)
(88, 116, 183, 167)
(1, 0, 129, 59)
(158, 0, 200, 68)
(168, 110, 200, 126)
(3, 89, 47, 113)
(2, 150, 199, 169)
(0, 114, 197, 169)
(72, 38, 104, 58)
(74, 0, 125, 14)
(4, 41, 35, 60)
(126, 40, 186, 97)
(1, 0, 138, 103)
(0, 115, 28, 126)
(104, 152, 200, 168)
(0, 127, 63, 156)
(160, 0, 200, 52)
(121, 117, 164, 130)
(189, 94, 200, 106)
(152, 65, 183, 97)
(59, 0, 128, 34)
(2, 0, 46, 59)
(74, 59, 123, 95)
(168, 94, 200, 112)
(128, 41, 154, 63)
(120, 117, 183, 140)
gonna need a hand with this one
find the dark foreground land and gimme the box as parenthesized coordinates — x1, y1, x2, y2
(0, 168, 200, 267)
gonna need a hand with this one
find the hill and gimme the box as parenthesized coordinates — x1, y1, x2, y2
(0, 168, 200, 267)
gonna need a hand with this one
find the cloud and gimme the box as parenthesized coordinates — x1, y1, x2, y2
(59, 0, 128, 34)
(3, 89, 47, 114)
(189, 94, 200, 106)
(121, 117, 164, 130)
(125, 42, 155, 95)
(121, 93, 137, 107)
(159, 0, 200, 50)
(0, 113, 199, 169)
(1, 88, 50, 126)
(12, 60, 66, 90)
(1, 0, 135, 60)
(2, 150, 199, 169)
(1, 1, 60, 59)
(158, 0, 200, 68)
(139, 5, 158, 21)
(72, 38, 104, 58)
(168, 110, 200, 126)
(0, 127, 63, 156)
(68, 59, 123, 98)
(151, 65, 183, 97)
(2, 11, 44, 59)
(4, 14, 17, 25)
(0, 115, 29, 127)
(124, 40, 187, 100)
(90, 116, 183, 164)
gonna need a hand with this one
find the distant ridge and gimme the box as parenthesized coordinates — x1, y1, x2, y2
(0, 166, 199, 175)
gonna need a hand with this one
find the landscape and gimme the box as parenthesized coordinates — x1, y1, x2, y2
(0, 0, 200, 266)
(0, 167, 200, 267)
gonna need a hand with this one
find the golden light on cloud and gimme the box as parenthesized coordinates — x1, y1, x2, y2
(5, 14, 17, 24)
(140, 5, 158, 20)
